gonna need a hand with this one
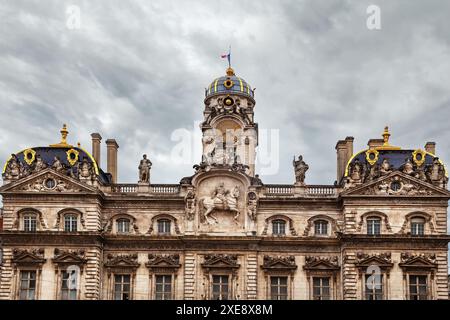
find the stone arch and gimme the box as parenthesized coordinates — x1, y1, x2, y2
(399, 211, 436, 234)
(303, 214, 337, 236)
(262, 214, 297, 236)
(106, 213, 139, 234)
(148, 213, 180, 235)
(54, 208, 86, 230)
(15, 208, 47, 230)
(356, 211, 392, 233)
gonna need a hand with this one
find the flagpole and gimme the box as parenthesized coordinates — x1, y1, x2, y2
(228, 45, 231, 68)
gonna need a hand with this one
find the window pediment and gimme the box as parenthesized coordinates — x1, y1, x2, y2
(303, 256, 339, 271)
(400, 253, 437, 269)
(146, 254, 181, 270)
(201, 254, 239, 270)
(52, 248, 87, 265)
(355, 252, 393, 269)
(104, 253, 140, 270)
(262, 255, 297, 272)
(12, 248, 46, 266)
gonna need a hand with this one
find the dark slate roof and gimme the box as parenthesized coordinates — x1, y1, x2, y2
(3, 146, 111, 184)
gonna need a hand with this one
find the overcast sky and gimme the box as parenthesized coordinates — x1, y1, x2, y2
(1, 0, 450, 186)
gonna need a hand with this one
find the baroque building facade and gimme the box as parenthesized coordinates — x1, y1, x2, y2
(0, 67, 449, 300)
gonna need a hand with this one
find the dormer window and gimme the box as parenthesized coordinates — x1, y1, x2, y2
(272, 220, 286, 236)
(23, 214, 37, 232)
(117, 219, 130, 234)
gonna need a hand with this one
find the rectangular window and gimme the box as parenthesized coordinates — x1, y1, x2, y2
(19, 271, 36, 300)
(155, 275, 172, 300)
(411, 222, 424, 235)
(270, 276, 288, 300)
(367, 218, 381, 235)
(64, 215, 78, 232)
(314, 221, 328, 235)
(117, 219, 130, 234)
(409, 275, 428, 300)
(272, 220, 286, 235)
(312, 277, 330, 300)
(24, 215, 37, 232)
(157, 220, 171, 234)
(212, 275, 229, 300)
(365, 274, 384, 300)
(114, 274, 131, 300)
(61, 270, 78, 300)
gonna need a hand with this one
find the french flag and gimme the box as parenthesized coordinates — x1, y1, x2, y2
(221, 47, 231, 67)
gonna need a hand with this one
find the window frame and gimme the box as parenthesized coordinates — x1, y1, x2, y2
(23, 214, 37, 232)
(18, 270, 37, 300)
(408, 274, 429, 300)
(270, 276, 288, 300)
(64, 214, 78, 233)
(272, 219, 286, 236)
(211, 274, 230, 300)
(410, 217, 425, 236)
(113, 274, 132, 300)
(116, 218, 131, 234)
(60, 269, 78, 300)
(314, 220, 329, 236)
(312, 276, 331, 300)
(157, 219, 171, 235)
(366, 217, 381, 235)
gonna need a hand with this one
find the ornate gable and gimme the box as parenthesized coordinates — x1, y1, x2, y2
(0, 168, 98, 194)
(262, 255, 297, 272)
(355, 252, 393, 270)
(12, 248, 46, 267)
(399, 253, 437, 270)
(303, 256, 339, 271)
(104, 253, 140, 272)
(201, 254, 240, 271)
(52, 249, 87, 266)
(146, 254, 181, 272)
(341, 171, 450, 197)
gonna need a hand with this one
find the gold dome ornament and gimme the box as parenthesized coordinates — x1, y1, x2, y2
(223, 78, 234, 89)
(226, 67, 235, 76)
(365, 149, 379, 166)
(412, 149, 427, 167)
(66, 148, 79, 166)
(23, 148, 36, 165)
(224, 96, 234, 107)
(50, 124, 73, 148)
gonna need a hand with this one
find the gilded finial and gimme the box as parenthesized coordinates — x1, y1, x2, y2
(226, 67, 235, 76)
(50, 124, 73, 148)
(382, 126, 390, 146)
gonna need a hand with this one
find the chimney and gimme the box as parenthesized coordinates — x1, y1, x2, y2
(367, 138, 384, 149)
(425, 142, 436, 155)
(91, 133, 102, 165)
(336, 136, 354, 181)
(106, 139, 119, 183)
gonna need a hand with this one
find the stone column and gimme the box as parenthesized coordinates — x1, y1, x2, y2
(91, 133, 102, 166)
(106, 139, 119, 183)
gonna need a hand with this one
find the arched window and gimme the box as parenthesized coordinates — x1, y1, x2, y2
(117, 218, 130, 234)
(23, 214, 37, 232)
(157, 219, 171, 235)
(367, 217, 381, 235)
(410, 217, 425, 236)
(314, 220, 328, 236)
(64, 214, 78, 232)
(272, 220, 286, 236)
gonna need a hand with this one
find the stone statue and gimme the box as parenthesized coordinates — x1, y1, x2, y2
(379, 158, 392, 176)
(34, 154, 47, 172)
(414, 164, 427, 181)
(349, 159, 363, 182)
(247, 192, 258, 221)
(138, 154, 152, 183)
(184, 190, 196, 221)
(293, 155, 309, 184)
(3, 154, 21, 180)
(51, 156, 64, 173)
(367, 163, 380, 182)
(202, 135, 215, 165)
(212, 182, 228, 209)
(79, 158, 92, 178)
(427, 157, 448, 188)
(402, 158, 415, 176)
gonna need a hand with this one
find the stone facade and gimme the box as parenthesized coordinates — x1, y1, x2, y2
(0, 67, 449, 300)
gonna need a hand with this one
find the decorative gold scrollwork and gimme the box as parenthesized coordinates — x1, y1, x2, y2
(223, 78, 234, 89)
(412, 149, 427, 167)
(23, 149, 36, 165)
(365, 149, 379, 166)
(66, 149, 79, 166)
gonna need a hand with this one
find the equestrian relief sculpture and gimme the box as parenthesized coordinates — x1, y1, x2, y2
(199, 183, 240, 224)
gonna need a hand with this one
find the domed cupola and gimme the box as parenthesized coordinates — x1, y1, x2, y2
(205, 67, 254, 102)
